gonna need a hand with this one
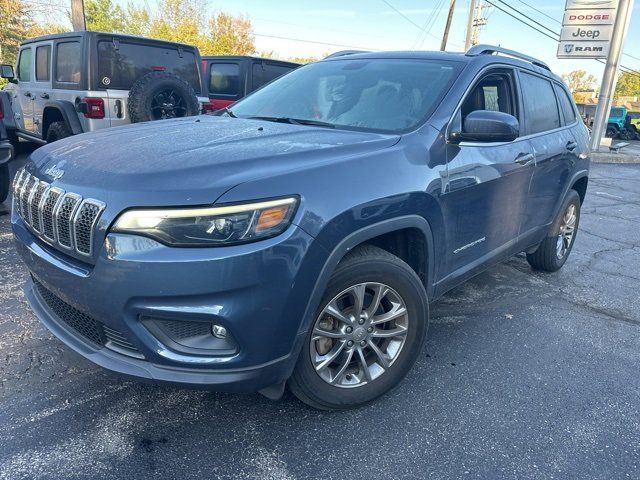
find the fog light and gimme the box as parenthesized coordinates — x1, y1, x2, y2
(212, 324, 227, 339)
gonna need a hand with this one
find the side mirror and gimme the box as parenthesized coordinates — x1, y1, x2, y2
(0, 64, 15, 81)
(452, 110, 519, 143)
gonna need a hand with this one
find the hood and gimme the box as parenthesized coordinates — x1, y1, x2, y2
(29, 116, 400, 207)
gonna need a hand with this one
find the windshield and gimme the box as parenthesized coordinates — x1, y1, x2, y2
(229, 58, 462, 133)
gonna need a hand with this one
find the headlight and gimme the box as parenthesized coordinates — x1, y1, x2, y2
(111, 197, 298, 247)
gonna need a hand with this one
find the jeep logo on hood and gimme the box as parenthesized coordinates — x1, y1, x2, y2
(44, 164, 65, 181)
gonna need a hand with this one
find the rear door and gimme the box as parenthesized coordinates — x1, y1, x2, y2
(442, 67, 535, 274)
(15, 47, 35, 133)
(519, 71, 575, 235)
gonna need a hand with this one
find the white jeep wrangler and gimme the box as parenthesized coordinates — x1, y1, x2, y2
(0, 31, 207, 146)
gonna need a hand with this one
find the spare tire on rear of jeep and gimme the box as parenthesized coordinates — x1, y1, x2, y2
(128, 71, 200, 123)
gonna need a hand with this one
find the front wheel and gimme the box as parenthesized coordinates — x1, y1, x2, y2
(527, 190, 581, 272)
(289, 245, 429, 410)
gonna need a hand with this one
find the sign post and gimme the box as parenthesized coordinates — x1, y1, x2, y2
(557, 0, 635, 152)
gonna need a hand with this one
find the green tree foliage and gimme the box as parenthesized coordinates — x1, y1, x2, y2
(614, 71, 640, 99)
(561, 70, 597, 93)
(207, 12, 254, 55)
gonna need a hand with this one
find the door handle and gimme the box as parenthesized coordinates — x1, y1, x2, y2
(40, 93, 49, 99)
(566, 141, 578, 151)
(514, 152, 535, 166)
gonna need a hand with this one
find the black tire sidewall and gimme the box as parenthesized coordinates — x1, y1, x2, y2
(45, 121, 71, 143)
(291, 253, 429, 409)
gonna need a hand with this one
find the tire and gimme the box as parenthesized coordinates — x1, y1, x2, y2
(127, 71, 200, 123)
(46, 121, 71, 143)
(526, 190, 581, 272)
(289, 244, 429, 410)
(605, 126, 618, 139)
(0, 164, 9, 204)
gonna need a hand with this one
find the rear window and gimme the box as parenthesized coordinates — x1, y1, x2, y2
(209, 63, 240, 96)
(520, 71, 561, 134)
(610, 107, 624, 117)
(251, 62, 295, 91)
(554, 84, 577, 125)
(97, 41, 201, 94)
(56, 42, 82, 83)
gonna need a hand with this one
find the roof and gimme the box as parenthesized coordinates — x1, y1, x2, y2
(201, 55, 300, 66)
(20, 31, 199, 51)
(322, 46, 562, 82)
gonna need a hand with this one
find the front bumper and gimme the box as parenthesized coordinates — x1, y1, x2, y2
(13, 213, 322, 392)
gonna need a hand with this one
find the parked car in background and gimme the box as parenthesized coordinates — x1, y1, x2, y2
(0, 119, 13, 203)
(0, 31, 207, 146)
(202, 56, 298, 112)
(12, 45, 589, 410)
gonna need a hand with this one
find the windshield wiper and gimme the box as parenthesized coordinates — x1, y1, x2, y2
(247, 116, 335, 129)
(223, 107, 237, 118)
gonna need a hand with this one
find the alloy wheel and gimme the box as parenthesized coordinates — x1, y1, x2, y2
(556, 203, 577, 259)
(310, 282, 409, 388)
(150, 89, 187, 120)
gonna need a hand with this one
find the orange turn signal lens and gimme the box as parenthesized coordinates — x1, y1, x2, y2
(256, 205, 291, 232)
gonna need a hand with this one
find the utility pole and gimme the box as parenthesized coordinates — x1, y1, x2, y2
(71, 0, 86, 31)
(590, 0, 635, 152)
(464, 0, 477, 50)
(440, 0, 456, 51)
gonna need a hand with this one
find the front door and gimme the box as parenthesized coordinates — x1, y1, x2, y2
(441, 68, 535, 275)
(15, 47, 36, 133)
(30, 43, 53, 138)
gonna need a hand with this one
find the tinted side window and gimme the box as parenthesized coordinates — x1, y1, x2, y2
(97, 41, 201, 94)
(36, 45, 51, 82)
(56, 42, 82, 83)
(17, 48, 32, 82)
(520, 72, 561, 134)
(461, 71, 517, 119)
(554, 84, 577, 125)
(209, 63, 240, 96)
(251, 62, 294, 91)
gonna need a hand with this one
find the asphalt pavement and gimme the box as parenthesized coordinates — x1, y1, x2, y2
(1, 144, 639, 480)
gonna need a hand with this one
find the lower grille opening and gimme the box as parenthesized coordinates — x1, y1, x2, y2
(33, 277, 144, 360)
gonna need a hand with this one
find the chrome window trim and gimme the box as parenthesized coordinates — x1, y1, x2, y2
(72, 199, 106, 257)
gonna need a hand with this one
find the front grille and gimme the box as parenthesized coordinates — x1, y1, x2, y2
(14, 168, 105, 257)
(33, 278, 144, 359)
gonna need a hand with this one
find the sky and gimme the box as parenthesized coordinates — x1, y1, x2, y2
(48, 0, 640, 82)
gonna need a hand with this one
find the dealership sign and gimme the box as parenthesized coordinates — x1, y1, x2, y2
(557, 0, 619, 58)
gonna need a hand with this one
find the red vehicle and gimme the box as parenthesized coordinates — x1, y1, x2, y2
(201, 56, 299, 112)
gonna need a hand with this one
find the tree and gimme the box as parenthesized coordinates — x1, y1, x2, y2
(561, 70, 597, 93)
(85, 0, 125, 33)
(207, 12, 254, 56)
(0, 0, 34, 66)
(614, 71, 640, 99)
(149, 0, 207, 51)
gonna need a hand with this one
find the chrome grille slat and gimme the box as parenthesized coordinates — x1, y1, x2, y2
(54, 193, 81, 250)
(13, 168, 106, 258)
(30, 182, 49, 233)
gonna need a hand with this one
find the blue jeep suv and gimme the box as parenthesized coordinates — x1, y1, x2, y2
(11, 46, 589, 410)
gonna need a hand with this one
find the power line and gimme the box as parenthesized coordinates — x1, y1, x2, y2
(491, 0, 560, 37)
(483, 0, 559, 42)
(379, 0, 448, 43)
(512, 0, 561, 25)
(412, 0, 448, 49)
(252, 33, 376, 51)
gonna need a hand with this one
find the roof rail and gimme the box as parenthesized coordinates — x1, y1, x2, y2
(324, 50, 369, 59)
(465, 44, 550, 71)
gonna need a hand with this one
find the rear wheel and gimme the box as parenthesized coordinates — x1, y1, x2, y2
(0, 164, 9, 203)
(289, 245, 429, 410)
(128, 72, 200, 123)
(605, 125, 619, 139)
(45, 121, 71, 143)
(526, 190, 581, 272)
